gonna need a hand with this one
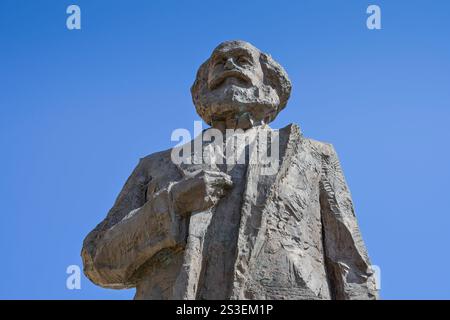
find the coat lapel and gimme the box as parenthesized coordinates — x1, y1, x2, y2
(231, 124, 302, 299)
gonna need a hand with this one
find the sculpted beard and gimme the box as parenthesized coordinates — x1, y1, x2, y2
(197, 81, 280, 123)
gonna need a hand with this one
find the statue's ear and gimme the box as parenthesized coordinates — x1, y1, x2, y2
(259, 52, 292, 115)
(191, 59, 212, 125)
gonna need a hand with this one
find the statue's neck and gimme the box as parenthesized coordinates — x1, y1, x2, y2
(211, 112, 266, 131)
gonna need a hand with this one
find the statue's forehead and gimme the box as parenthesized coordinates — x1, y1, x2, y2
(211, 41, 260, 58)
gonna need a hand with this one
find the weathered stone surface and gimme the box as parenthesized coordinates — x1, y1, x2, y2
(81, 40, 378, 300)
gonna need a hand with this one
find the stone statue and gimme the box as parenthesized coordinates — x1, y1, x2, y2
(81, 40, 378, 300)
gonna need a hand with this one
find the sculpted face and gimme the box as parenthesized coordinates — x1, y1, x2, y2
(207, 42, 264, 92)
(192, 40, 292, 128)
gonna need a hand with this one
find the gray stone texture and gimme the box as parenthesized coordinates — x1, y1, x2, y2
(81, 40, 378, 300)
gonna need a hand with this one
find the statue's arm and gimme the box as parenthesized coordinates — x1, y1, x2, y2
(81, 159, 232, 289)
(319, 144, 378, 300)
(81, 159, 186, 288)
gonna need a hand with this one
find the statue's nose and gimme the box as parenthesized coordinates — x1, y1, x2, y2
(224, 58, 236, 70)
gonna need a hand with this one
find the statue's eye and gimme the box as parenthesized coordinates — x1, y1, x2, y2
(237, 56, 251, 66)
(215, 57, 227, 67)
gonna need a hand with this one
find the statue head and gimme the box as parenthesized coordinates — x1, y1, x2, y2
(191, 40, 291, 129)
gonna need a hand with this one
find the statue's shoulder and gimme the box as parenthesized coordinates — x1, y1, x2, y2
(279, 123, 336, 158)
(135, 147, 176, 176)
(305, 138, 336, 158)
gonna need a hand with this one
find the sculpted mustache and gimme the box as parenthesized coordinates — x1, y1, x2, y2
(209, 70, 251, 90)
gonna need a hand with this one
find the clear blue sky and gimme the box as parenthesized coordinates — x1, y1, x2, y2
(1, 0, 449, 299)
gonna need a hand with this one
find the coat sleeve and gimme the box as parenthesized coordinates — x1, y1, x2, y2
(319, 143, 378, 299)
(81, 159, 186, 289)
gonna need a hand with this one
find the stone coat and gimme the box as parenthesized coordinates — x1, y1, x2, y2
(81, 123, 378, 300)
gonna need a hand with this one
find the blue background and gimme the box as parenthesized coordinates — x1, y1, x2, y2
(1, 0, 449, 299)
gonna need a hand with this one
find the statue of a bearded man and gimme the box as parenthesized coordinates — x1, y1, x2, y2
(81, 40, 378, 300)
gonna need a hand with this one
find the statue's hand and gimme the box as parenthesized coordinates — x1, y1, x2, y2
(170, 170, 233, 215)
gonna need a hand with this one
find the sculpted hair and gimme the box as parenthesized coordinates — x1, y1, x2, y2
(191, 44, 292, 125)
